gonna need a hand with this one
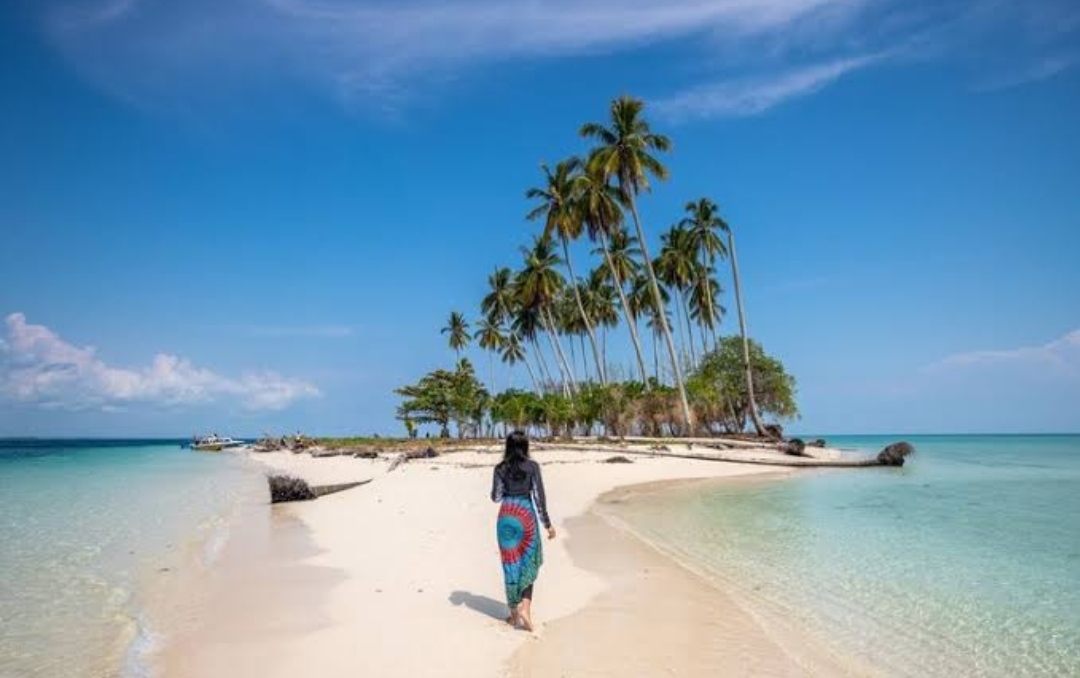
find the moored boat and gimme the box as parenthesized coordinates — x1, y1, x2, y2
(190, 435, 245, 451)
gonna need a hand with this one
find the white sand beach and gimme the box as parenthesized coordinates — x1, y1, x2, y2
(158, 445, 864, 678)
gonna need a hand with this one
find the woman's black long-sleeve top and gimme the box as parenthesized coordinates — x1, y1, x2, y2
(491, 459, 551, 529)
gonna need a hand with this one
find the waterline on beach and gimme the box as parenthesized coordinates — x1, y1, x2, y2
(0, 440, 264, 678)
(603, 435, 1080, 677)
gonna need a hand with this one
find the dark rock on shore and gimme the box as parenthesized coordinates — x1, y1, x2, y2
(604, 455, 633, 464)
(782, 438, 807, 457)
(809, 439, 827, 448)
(877, 442, 915, 467)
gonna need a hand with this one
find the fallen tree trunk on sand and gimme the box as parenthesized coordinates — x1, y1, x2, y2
(268, 474, 370, 503)
(387, 447, 440, 473)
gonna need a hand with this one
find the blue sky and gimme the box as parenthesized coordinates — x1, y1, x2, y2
(1, 0, 1078, 437)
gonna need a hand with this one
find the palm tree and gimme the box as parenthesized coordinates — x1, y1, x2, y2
(725, 222, 766, 436)
(584, 267, 619, 373)
(510, 302, 556, 393)
(441, 311, 470, 358)
(581, 95, 693, 431)
(474, 317, 506, 394)
(679, 198, 729, 349)
(561, 282, 594, 380)
(516, 236, 577, 395)
(688, 265, 724, 351)
(574, 165, 651, 383)
(643, 301, 674, 383)
(526, 158, 606, 384)
(655, 224, 699, 366)
(629, 272, 671, 382)
(483, 267, 549, 394)
(500, 331, 540, 393)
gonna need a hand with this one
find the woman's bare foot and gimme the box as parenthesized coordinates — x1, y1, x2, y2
(518, 613, 534, 632)
(517, 600, 534, 631)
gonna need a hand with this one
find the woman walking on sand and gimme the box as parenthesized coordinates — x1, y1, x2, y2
(491, 431, 555, 631)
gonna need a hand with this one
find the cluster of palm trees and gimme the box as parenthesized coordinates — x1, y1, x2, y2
(439, 95, 765, 437)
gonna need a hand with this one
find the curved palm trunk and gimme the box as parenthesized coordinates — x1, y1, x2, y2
(520, 355, 542, 394)
(629, 198, 694, 432)
(652, 326, 660, 380)
(699, 252, 720, 352)
(598, 229, 650, 384)
(728, 229, 765, 436)
(541, 306, 576, 396)
(680, 288, 697, 367)
(529, 337, 555, 393)
(697, 315, 709, 359)
(671, 287, 686, 362)
(560, 235, 607, 384)
(579, 335, 589, 381)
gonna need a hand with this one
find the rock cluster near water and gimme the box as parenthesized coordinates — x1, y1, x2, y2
(876, 442, 915, 467)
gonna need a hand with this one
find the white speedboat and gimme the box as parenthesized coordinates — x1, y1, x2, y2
(191, 435, 245, 451)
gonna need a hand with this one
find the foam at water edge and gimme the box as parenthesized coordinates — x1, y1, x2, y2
(200, 515, 232, 568)
(122, 614, 161, 678)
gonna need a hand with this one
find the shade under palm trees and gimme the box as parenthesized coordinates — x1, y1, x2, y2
(581, 95, 693, 431)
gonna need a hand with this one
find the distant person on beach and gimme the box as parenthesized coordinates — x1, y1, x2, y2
(490, 430, 555, 631)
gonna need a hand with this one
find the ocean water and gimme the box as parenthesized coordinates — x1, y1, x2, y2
(0, 440, 262, 678)
(604, 435, 1080, 677)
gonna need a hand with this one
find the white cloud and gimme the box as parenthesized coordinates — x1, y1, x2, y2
(654, 53, 881, 120)
(0, 313, 321, 411)
(40, 0, 867, 107)
(32, 0, 1080, 117)
(924, 329, 1080, 376)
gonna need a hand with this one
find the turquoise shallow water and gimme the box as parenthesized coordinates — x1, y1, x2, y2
(0, 440, 260, 678)
(605, 435, 1080, 677)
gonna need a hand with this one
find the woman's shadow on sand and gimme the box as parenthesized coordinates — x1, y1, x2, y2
(449, 590, 507, 620)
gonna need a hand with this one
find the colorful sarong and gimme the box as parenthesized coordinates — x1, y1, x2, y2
(497, 495, 543, 607)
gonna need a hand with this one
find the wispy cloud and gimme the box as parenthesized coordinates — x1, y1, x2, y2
(923, 329, 1080, 377)
(38, 0, 866, 110)
(655, 53, 881, 120)
(32, 0, 1080, 117)
(246, 325, 355, 339)
(0, 313, 321, 411)
(974, 52, 1080, 92)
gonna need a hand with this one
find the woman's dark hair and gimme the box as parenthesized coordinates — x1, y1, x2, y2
(499, 430, 530, 481)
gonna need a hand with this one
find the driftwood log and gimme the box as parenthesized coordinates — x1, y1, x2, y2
(268, 474, 370, 503)
(387, 447, 440, 472)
